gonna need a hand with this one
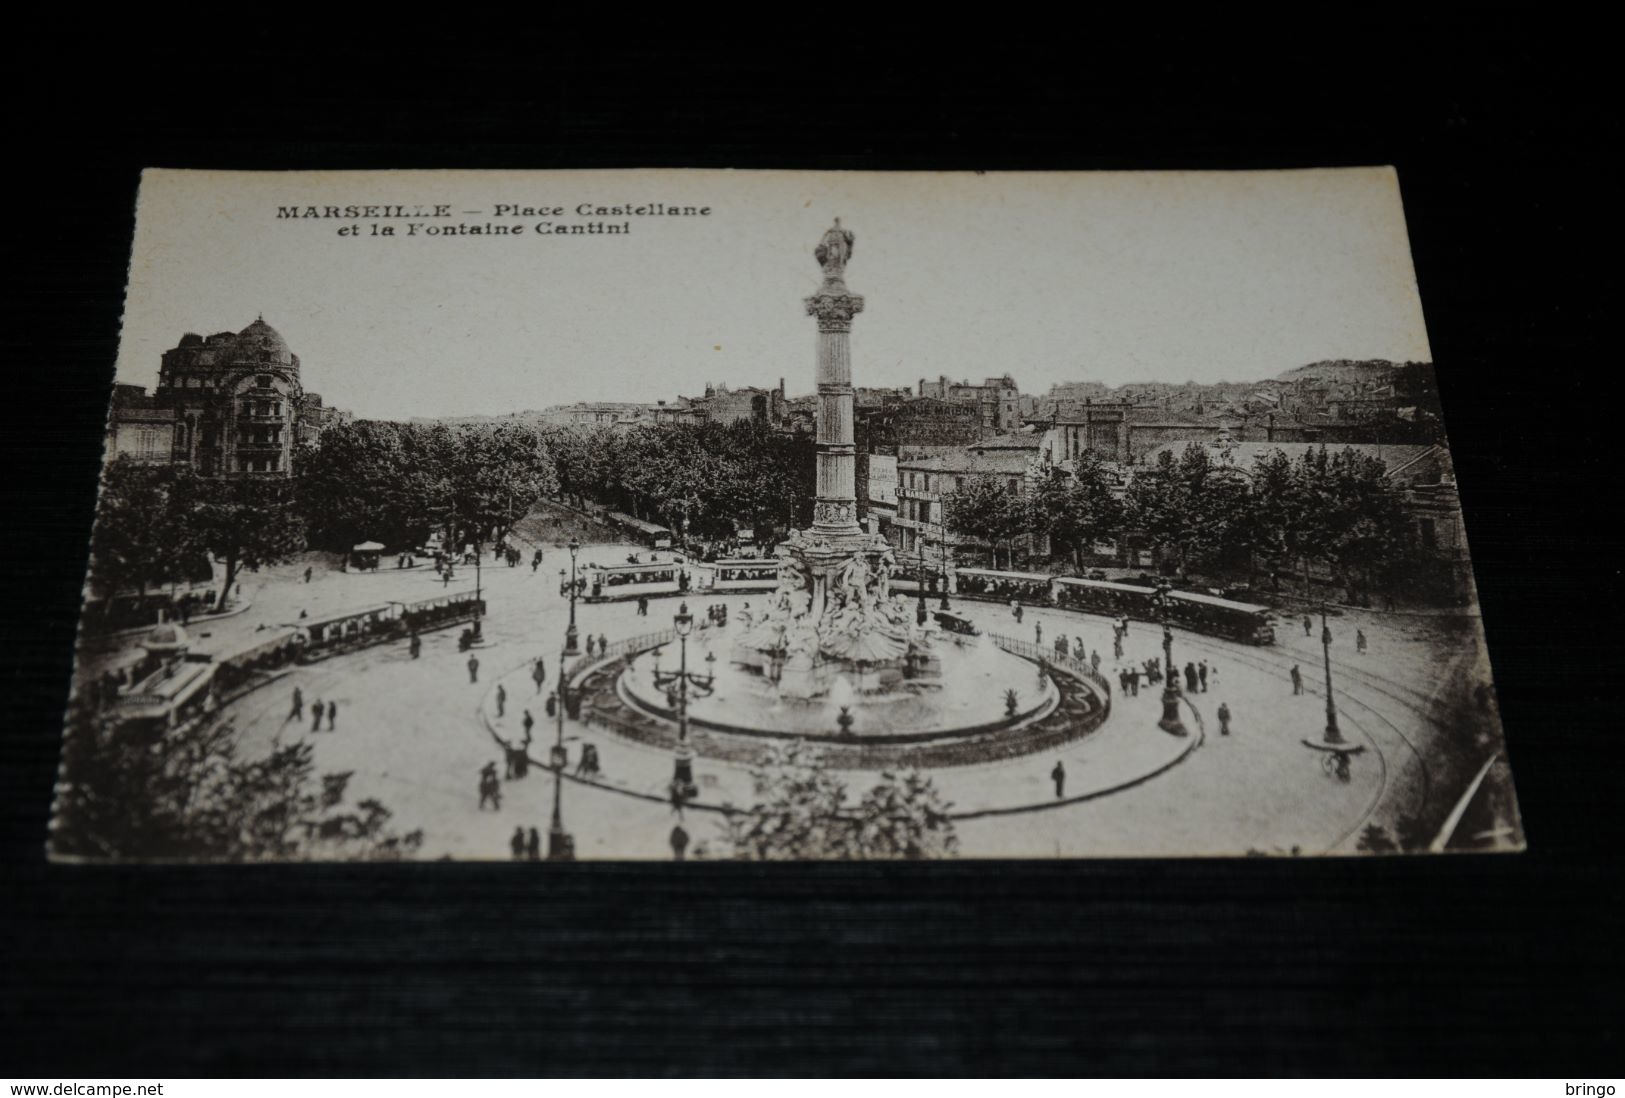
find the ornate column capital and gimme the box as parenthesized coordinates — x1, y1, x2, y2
(805, 292, 865, 332)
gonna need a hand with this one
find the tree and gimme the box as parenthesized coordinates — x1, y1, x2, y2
(717, 740, 958, 860)
(943, 474, 1030, 569)
(294, 420, 445, 550)
(86, 458, 204, 616)
(50, 704, 423, 862)
(1255, 446, 1416, 601)
(444, 422, 559, 547)
(1031, 452, 1124, 568)
(181, 473, 307, 608)
(1126, 444, 1255, 577)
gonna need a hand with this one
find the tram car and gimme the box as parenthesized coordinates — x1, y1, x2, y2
(584, 561, 686, 602)
(707, 558, 781, 593)
(1052, 576, 1275, 645)
(952, 568, 1056, 605)
(401, 591, 486, 634)
(295, 592, 487, 662)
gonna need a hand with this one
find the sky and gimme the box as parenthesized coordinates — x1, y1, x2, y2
(115, 168, 1433, 420)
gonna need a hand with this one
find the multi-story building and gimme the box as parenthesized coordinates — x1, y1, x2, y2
(916, 374, 1021, 434)
(105, 317, 326, 477)
(892, 436, 1047, 564)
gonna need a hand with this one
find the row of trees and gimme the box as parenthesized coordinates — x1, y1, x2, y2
(89, 420, 563, 617)
(944, 444, 1421, 596)
(295, 420, 559, 553)
(89, 459, 305, 619)
(548, 420, 814, 544)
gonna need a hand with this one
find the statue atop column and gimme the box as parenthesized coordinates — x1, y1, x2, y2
(815, 218, 856, 287)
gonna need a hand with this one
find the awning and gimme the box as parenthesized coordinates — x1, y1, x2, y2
(352, 541, 386, 552)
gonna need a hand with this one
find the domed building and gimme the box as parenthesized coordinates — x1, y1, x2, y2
(106, 317, 331, 476)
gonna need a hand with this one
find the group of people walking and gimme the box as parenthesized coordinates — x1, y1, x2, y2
(286, 687, 337, 730)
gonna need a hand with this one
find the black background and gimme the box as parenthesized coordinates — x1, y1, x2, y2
(3, 21, 1617, 1077)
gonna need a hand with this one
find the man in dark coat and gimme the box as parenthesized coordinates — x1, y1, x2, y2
(1051, 760, 1066, 799)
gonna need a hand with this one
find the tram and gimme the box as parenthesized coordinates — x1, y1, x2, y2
(1164, 589, 1276, 645)
(112, 658, 219, 734)
(708, 559, 781, 593)
(1053, 576, 1276, 645)
(584, 561, 687, 602)
(296, 591, 487, 662)
(952, 568, 1055, 605)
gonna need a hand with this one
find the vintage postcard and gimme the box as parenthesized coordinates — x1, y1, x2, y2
(51, 167, 1523, 861)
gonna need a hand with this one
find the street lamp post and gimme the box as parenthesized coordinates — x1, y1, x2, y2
(652, 601, 715, 805)
(563, 537, 581, 657)
(472, 535, 483, 640)
(1153, 580, 1188, 737)
(938, 545, 951, 611)
(916, 533, 929, 626)
(1318, 597, 1343, 745)
(547, 659, 575, 861)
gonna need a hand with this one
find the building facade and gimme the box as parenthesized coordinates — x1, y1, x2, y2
(916, 374, 1022, 434)
(106, 317, 325, 477)
(892, 437, 1047, 564)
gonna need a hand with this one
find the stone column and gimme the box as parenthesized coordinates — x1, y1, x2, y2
(805, 223, 865, 540)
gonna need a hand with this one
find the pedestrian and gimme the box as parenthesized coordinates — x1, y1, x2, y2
(479, 762, 501, 810)
(1051, 759, 1066, 799)
(496, 683, 507, 719)
(532, 657, 546, 692)
(288, 686, 304, 722)
(1184, 662, 1198, 693)
(1118, 668, 1128, 694)
(1304, 615, 1312, 637)
(1054, 634, 1067, 658)
(1198, 660, 1209, 692)
(468, 654, 480, 683)
(1128, 668, 1140, 697)
(1113, 635, 1123, 660)
(670, 822, 690, 861)
(1091, 649, 1101, 672)
(310, 698, 323, 731)
(545, 694, 557, 719)
(598, 633, 607, 657)
(1291, 664, 1303, 695)
(510, 826, 526, 860)
(504, 748, 515, 780)
(326, 701, 337, 729)
(443, 570, 452, 588)
(409, 632, 421, 659)
(1217, 702, 1232, 736)
(1034, 621, 1043, 646)
(527, 827, 541, 861)
(304, 566, 313, 584)
(1014, 602, 1024, 624)
(1072, 638, 1084, 661)
(522, 709, 535, 746)
(1356, 628, 1367, 655)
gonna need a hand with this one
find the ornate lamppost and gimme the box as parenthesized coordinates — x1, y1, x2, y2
(547, 654, 575, 861)
(651, 601, 715, 805)
(938, 545, 951, 611)
(563, 537, 581, 657)
(1152, 580, 1188, 737)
